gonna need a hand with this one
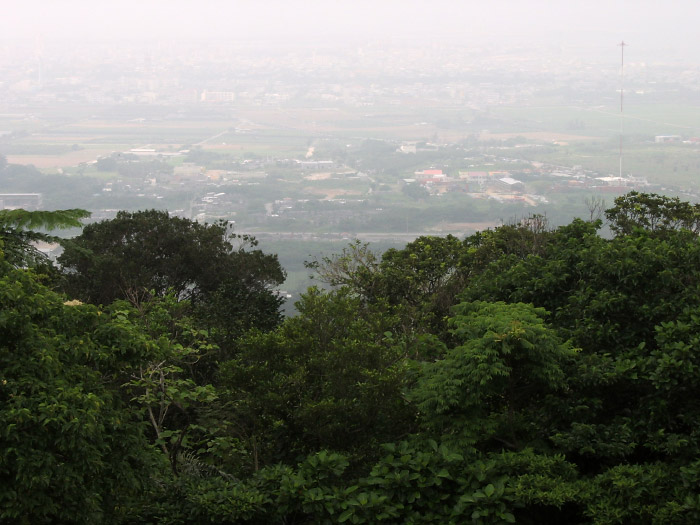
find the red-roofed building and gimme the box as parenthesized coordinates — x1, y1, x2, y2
(415, 169, 444, 177)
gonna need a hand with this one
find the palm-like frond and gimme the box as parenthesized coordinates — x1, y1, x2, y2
(0, 209, 90, 231)
(0, 208, 90, 268)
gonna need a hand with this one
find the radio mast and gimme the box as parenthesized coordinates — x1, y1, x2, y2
(618, 41, 626, 178)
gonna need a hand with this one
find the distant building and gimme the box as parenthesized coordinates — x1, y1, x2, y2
(655, 135, 681, 143)
(594, 176, 648, 189)
(415, 169, 444, 177)
(491, 177, 524, 193)
(0, 193, 42, 210)
(296, 160, 335, 171)
(129, 148, 157, 156)
(459, 171, 490, 189)
(201, 90, 236, 102)
(596, 176, 629, 185)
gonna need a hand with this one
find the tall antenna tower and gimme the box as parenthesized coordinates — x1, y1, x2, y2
(618, 40, 626, 178)
(34, 34, 46, 90)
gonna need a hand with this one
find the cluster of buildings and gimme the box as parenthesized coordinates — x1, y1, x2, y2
(405, 156, 652, 203)
(409, 168, 525, 195)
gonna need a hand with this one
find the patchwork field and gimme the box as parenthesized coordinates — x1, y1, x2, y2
(5, 148, 119, 169)
(3, 102, 700, 189)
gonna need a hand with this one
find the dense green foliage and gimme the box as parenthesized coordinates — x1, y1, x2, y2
(59, 209, 285, 341)
(0, 264, 153, 523)
(217, 288, 415, 469)
(605, 190, 700, 236)
(4, 192, 700, 523)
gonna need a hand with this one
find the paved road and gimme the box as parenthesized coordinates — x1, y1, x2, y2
(194, 130, 229, 146)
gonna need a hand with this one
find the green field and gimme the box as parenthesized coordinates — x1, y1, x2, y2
(491, 103, 700, 138)
(507, 141, 700, 186)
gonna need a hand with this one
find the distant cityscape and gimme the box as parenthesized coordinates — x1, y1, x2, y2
(2, 38, 699, 111)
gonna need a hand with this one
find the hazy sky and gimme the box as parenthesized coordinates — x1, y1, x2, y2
(1, 0, 696, 60)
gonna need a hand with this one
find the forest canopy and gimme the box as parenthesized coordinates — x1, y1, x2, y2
(2, 193, 700, 524)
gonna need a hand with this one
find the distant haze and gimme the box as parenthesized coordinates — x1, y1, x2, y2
(1, 0, 697, 61)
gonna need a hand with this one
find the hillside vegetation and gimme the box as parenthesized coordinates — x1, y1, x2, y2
(3, 192, 700, 524)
